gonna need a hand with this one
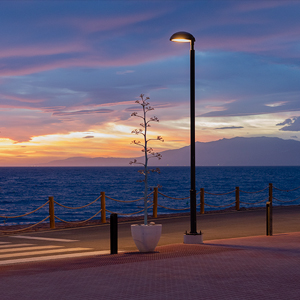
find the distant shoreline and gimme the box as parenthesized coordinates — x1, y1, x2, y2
(2, 165, 300, 168)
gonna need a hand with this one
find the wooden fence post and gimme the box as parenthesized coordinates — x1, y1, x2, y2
(200, 188, 205, 214)
(235, 186, 240, 211)
(49, 196, 55, 229)
(268, 183, 273, 235)
(101, 192, 106, 224)
(153, 187, 158, 218)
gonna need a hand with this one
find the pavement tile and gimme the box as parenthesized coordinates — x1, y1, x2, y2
(1, 233, 300, 300)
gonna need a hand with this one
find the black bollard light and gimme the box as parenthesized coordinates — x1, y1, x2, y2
(110, 213, 118, 254)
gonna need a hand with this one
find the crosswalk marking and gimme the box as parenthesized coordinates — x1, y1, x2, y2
(0, 247, 93, 259)
(0, 245, 62, 254)
(11, 236, 79, 242)
(0, 243, 33, 249)
(0, 239, 112, 266)
(0, 250, 110, 266)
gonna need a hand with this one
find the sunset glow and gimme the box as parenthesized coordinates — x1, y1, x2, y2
(0, 1, 300, 166)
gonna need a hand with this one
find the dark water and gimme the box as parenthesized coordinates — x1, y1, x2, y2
(0, 166, 300, 225)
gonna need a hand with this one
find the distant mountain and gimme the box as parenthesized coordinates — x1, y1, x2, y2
(41, 137, 300, 167)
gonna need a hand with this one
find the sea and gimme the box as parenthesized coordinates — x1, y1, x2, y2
(1, 166, 300, 226)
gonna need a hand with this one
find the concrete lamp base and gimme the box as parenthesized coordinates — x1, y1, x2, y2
(184, 233, 203, 244)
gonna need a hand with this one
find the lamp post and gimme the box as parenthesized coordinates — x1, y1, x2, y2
(170, 32, 201, 241)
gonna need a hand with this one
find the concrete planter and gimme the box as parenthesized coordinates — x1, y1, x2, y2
(131, 224, 162, 252)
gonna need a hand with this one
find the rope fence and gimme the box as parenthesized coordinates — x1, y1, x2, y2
(1, 183, 300, 233)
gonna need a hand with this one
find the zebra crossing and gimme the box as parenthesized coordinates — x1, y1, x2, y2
(0, 239, 109, 266)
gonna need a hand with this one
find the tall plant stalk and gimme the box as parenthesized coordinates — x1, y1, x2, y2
(130, 94, 163, 225)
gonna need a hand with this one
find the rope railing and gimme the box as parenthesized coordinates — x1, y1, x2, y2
(157, 204, 191, 211)
(239, 197, 268, 205)
(240, 186, 269, 194)
(158, 191, 190, 200)
(2, 182, 300, 232)
(54, 196, 101, 209)
(0, 216, 50, 234)
(106, 204, 154, 216)
(273, 196, 300, 203)
(273, 185, 300, 192)
(0, 200, 49, 219)
(204, 190, 235, 196)
(106, 191, 154, 203)
(54, 208, 102, 224)
(204, 201, 236, 208)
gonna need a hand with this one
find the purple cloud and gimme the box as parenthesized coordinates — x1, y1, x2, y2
(277, 117, 300, 131)
(215, 126, 244, 130)
(53, 108, 113, 116)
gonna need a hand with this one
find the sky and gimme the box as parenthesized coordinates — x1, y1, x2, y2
(1, 0, 300, 166)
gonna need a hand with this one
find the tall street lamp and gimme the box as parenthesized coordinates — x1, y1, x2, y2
(170, 31, 202, 243)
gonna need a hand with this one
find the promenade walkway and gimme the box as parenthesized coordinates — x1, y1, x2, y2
(0, 206, 299, 299)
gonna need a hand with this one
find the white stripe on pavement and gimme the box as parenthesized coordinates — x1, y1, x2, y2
(0, 250, 110, 265)
(0, 245, 63, 254)
(0, 247, 93, 259)
(0, 243, 33, 249)
(11, 236, 79, 242)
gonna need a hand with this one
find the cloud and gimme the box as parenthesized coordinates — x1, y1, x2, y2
(235, 0, 295, 12)
(233, 0, 298, 12)
(277, 117, 300, 131)
(53, 108, 113, 116)
(61, 10, 169, 33)
(1, 1, 300, 79)
(1, 1, 300, 154)
(83, 136, 94, 139)
(0, 93, 44, 104)
(116, 70, 135, 75)
(276, 118, 293, 126)
(215, 126, 244, 130)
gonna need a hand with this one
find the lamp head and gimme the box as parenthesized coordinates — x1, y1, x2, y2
(170, 31, 195, 43)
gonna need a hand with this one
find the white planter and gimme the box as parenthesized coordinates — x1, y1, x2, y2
(131, 224, 162, 252)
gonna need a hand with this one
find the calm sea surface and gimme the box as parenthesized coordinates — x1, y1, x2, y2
(1, 166, 300, 225)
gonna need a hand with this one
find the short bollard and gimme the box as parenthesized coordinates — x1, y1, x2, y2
(110, 213, 118, 254)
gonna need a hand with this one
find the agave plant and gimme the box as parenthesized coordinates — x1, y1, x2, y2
(130, 94, 164, 225)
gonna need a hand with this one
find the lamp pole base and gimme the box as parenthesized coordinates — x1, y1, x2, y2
(184, 232, 203, 244)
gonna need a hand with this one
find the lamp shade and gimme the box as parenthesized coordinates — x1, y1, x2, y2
(170, 31, 195, 42)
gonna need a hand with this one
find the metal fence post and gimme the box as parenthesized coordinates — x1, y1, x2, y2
(200, 188, 205, 214)
(153, 187, 158, 218)
(49, 196, 55, 229)
(235, 186, 240, 211)
(101, 192, 106, 224)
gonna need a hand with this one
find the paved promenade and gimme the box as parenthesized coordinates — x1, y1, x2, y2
(0, 206, 300, 299)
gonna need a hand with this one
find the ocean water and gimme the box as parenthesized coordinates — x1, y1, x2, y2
(1, 166, 300, 226)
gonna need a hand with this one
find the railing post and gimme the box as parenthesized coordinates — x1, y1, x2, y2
(266, 201, 272, 236)
(49, 196, 55, 229)
(101, 192, 106, 224)
(235, 186, 240, 211)
(200, 188, 205, 214)
(153, 187, 158, 218)
(268, 183, 273, 235)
